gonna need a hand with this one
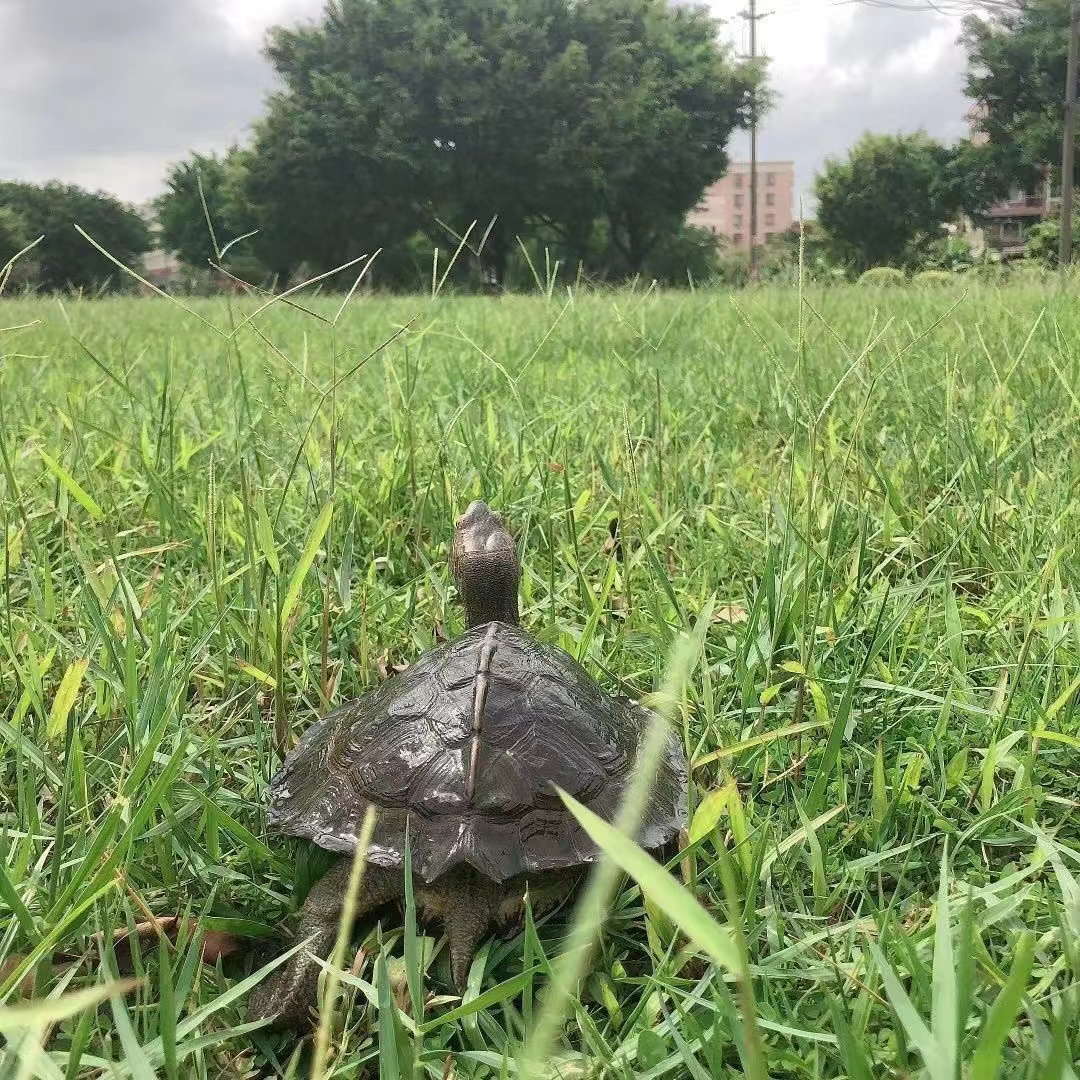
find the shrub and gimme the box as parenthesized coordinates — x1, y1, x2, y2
(858, 266, 906, 287)
(922, 235, 974, 274)
(912, 270, 956, 287)
(967, 257, 1012, 284)
(1024, 213, 1080, 268)
(639, 225, 723, 287)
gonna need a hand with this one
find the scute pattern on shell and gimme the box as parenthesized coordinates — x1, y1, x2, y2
(267, 623, 688, 882)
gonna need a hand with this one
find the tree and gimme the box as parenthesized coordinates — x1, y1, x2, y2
(0, 182, 150, 292)
(961, 0, 1074, 191)
(0, 206, 33, 292)
(243, 0, 758, 285)
(0, 207, 31, 267)
(814, 132, 962, 273)
(241, 0, 445, 285)
(155, 149, 254, 269)
(534, 0, 760, 274)
(938, 136, 1014, 218)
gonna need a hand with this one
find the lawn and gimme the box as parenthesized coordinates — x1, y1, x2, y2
(0, 282, 1078, 1078)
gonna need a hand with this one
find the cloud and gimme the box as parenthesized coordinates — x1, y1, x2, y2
(0, 0, 320, 203)
(722, 3, 972, 212)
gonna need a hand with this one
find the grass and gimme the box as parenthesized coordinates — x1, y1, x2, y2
(0, 279, 1078, 1078)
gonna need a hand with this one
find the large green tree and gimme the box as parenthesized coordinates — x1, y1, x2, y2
(0, 207, 31, 268)
(155, 149, 253, 269)
(0, 182, 150, 292)
(530, 0, 760, 274)
(243, 0, 757, 284)
(938, 136, 1014, 219)
(814, 132, 963, 273)
(0, 207, 34, 292)
(961, 0, 1073, 191)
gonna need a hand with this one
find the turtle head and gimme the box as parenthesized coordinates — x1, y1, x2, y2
(451, 501, 520, 628)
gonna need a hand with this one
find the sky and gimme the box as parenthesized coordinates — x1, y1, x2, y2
(0, 0, 979, 214)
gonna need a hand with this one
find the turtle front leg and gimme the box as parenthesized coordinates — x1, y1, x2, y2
(247, 860, 402, 1030)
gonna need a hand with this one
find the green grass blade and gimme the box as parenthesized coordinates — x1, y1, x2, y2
(36, 447, 104, 521)
(557, 791, 738, 972)
(969, 930, 1035, 1080)
(280, 499, 334, 627)
(869, 940, 949, 1080)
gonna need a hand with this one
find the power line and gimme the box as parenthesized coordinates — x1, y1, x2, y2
(832, 1, 1021, 11)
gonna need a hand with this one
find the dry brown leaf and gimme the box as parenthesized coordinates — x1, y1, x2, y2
(390, 959, 412, 1016)
(110, 918, 181, 971)
(52, 918, 251, 974)
(665, 546, 679, 575)
(713, 602, 749, 626)
(140, 565, 162, 611)
(200, 930, 244, 965)
(377, 652, 410, 680)
(0, 954, 37, 998)
(351, 947, 367, 979)
(323, 660, 343, 704)
(601, 518, 623, 560)
(677, 827, 693, 885)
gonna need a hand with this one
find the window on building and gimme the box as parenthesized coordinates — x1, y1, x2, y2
(734, 193, 744, 208)
(733, 214, 743, 228)
(765, 213, 775, 227)
(733, 233, 743, 245)
(766, 192, 775, 207)
(767, 172, 776, 186)
(735, 174, 744, 189)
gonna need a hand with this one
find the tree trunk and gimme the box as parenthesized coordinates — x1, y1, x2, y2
(479, 226, 508, 294)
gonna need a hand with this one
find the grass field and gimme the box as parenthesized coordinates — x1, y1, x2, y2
(0, 282, 1078, 1078)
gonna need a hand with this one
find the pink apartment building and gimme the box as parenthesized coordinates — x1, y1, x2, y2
(688, 161, 796, 250)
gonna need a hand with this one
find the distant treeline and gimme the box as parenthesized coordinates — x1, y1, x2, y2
(2, 1, 1076, 293)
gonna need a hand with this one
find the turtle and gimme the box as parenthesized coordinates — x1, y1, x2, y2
(247, 500, 688, 1030)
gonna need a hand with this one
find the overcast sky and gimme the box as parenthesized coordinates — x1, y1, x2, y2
(0, 0, 976, 213)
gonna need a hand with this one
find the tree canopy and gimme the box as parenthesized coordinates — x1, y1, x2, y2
(155, 149, 252, 269)
(814, 132, 963, 273)
(0, 207, 31, 268)
(0, 182, 150, 292)
(6, 0, 763, 293)
(962, 0, 1073, 191)
(235, 0, 758, 285)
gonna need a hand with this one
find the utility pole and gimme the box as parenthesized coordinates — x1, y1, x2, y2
(746, 0, 761, 281)
(1060, 1, 1080, 270)
(738, 2, 770, 280)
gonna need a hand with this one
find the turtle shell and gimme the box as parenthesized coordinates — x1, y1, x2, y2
(267, 622, 688, 883)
